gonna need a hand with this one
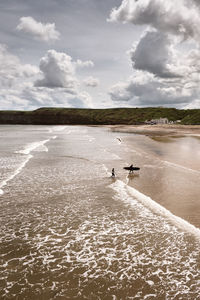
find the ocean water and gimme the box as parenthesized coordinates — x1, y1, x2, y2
(0, 125, 199, 299)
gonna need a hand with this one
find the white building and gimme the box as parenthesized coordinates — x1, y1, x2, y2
(145, 118, 169, 125)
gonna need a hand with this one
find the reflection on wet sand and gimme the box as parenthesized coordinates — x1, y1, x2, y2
(127, 173, 140, 180)
(125, 134, 200, 228)
(0, 126, 200, 299)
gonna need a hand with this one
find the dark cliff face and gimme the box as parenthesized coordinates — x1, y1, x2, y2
(0, 112, 28, 124)
(0, 107, 199, 125)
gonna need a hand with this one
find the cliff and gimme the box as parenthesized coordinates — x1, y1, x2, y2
(0, 107, 199, 125)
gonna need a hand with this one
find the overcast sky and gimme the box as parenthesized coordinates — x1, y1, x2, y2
(0, 0, 200, 110)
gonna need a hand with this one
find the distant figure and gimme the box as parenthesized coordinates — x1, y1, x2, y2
(117, 137, 121, 143)
(129, 164, 134, 173)
(111, 168, 115, 177)
(123, 164, 140, 173)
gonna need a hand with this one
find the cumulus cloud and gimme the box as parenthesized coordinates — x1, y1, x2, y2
(21, 88, 93, 109)
(0, 44, 40, 109)
(0, 44, 38, 88)
(109, 45, 200, 107)
(32, 50, 95, 108)
(83, 76, 100, 87)
(129, 30, 181, 78)
(109, 71, 200, 107)
(35, 50, 77, 92)
(35, 50, 96, 94)
(76, 59, 94, 68)
(35, 50, 97, 96)
(0, 46, 94, 110)
(17, 16, 60, 42)
(108, 0, 200, 108)
(109, 0, 200, 41)
(0, 86, 93, 110)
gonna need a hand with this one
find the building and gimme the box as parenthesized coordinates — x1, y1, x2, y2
(145, 118, 169, 125)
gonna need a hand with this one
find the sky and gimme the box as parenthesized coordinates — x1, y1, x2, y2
(0, 0, 200, 110)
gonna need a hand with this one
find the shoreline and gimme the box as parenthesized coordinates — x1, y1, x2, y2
(108, 124, 200, 137)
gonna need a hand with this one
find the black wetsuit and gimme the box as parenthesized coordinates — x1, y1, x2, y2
(112, 168, 115, 177)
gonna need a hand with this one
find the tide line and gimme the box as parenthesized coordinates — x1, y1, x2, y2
(15, 139, 50, 155)
(163, 160, 200, 175)
(0, 138, 52, 196)
(111, 179, 200, 241)
(0, 154, 32, 195)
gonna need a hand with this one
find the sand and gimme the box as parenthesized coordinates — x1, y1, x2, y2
(109, 124, 200, 137)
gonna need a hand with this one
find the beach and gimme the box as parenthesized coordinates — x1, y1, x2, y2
(109, 124, 200, 137)
(0, 125, 200, 299)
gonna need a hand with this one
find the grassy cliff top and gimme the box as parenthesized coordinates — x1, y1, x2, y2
(0, 107, 199, 125)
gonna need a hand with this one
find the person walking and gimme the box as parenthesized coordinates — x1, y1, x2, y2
(111, 168, 115, 177)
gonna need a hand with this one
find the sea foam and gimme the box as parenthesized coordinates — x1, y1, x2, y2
(15, 139, 50, 155)
(0, 138, 51, 196)
(111, 179, 200, 241)
(0, 154, 32, 195)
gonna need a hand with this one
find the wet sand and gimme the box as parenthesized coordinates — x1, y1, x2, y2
(0, 125, 200, 299)
(108, 124, 200, 229)
(109, 124, 200, 137)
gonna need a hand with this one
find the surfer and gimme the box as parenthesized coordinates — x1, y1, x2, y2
(129, 164, 134, 173)
(111, 168, 115, 177)
(123, 165, 140, 173)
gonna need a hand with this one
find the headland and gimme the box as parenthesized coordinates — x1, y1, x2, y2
(0, 107, 199, 125)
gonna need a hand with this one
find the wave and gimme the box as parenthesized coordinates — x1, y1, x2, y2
(52, 126, 68, 132)
(110, 179, 200, 241)
(0, 154, 32, 195)
(0, 138, 52, 196)
(64, 128, 88, 135)
(15, 139, 50, 155)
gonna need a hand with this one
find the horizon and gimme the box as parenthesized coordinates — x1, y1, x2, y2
(1, 0, 200, 110)
(0, 105, 200, 112)
(0, 106, 199, 112)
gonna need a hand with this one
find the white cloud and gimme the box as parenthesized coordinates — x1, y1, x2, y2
(109, 72, 200, 107)
(32, 50, 94, 108)
(0, 46, 94, 110)
(129, 30, 181, 78)
(35, 50, 77, 92)
(108, 0, 200, 108)
(0, 44, 38, 88)
(17, 16, 60, 42)
(184, 99, 200, 109)
(34, 50, 97, 105)
(76, 59, 94, 68)
(83, 76, 99, 87)
(109, 0, 200, 41)
(0, 87, 93, 110)
(21, 88, 93, 109)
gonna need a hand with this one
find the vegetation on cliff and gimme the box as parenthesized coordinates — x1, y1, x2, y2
(180, 110, 200, 125)
(0, 107, 199, 125)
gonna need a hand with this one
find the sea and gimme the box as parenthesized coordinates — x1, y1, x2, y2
(0, 125, 199, 300)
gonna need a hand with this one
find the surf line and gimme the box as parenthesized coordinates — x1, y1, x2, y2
(0, 138, 52, 196)
(0, 154, 32, 195)
(163, 160, 200, 176)
(15, 139, 51, 155)
(111, 179, 200, 242)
